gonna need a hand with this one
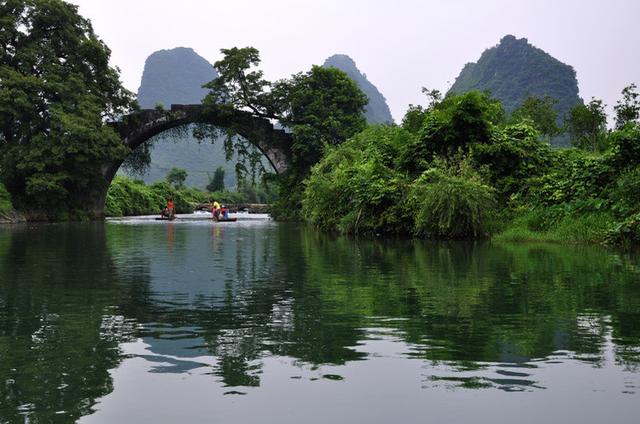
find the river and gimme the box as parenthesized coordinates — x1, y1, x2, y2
(1, 217, 639, 423)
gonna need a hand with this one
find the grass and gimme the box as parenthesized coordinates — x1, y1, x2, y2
(494, 210, 615, 244)
(0, 183, 13, 215)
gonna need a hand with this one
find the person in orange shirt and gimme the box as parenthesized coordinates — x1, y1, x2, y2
(166, 196, 175, 218)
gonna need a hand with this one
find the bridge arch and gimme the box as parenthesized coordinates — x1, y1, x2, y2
(96, 104, 292, 217)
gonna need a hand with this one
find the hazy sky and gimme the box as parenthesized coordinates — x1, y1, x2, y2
(70, 0, 639, 122)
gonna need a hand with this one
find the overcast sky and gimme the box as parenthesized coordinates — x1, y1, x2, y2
(70, 0, 639, 122)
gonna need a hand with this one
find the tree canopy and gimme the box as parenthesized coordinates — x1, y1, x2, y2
(207, 166, 226, 192)
(614, 83, 640, 129)
(564, 98, 608, 152)
(202, 47, 368, 219)
(166, 167, 188, 188)
(0, 0, 135, 216)
(203, 47, 368, 171)
(510, 95, 561, 139)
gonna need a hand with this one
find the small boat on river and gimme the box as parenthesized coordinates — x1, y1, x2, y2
(155, 216, 176, 221)
(215, 217, 237, 222)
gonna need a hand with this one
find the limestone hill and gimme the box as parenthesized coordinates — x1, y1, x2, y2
(449, 35, 582, 145)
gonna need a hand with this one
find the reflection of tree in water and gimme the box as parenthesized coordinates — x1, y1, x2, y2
(117, 224, 640, 391)
(109, 224, 640, 390)
(0, 224, 146, 423)
(107, 223, 368, 388)
(295, 231, 640, 369)
(4, 221, 639, 422)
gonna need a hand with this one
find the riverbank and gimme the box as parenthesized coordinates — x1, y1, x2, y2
(493, 211, 615, 245)
(0, 210, 26, 224)
(493, 207, 640, 247)
(299, 94, 640, 248)
(0, 183, 24, 223)
(105, 176, 271, 218)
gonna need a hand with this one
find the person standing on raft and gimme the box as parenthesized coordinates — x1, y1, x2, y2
(211, 199, 221, 221)
(166, 195, 175, 218)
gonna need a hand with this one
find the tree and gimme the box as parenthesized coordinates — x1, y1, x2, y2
(207, 166, 225, 192)
(402, 88, 443, 135)
(203, 47, 368, 219)
(203, 47, 275, 118)
(166, 167, 188, 188)
(510, 95, 561, 139)
(614, 83, 639, 129)
(272, 66, 368, 168)
(203, 47, 368, 171)
(399, 91, 505, 175)
(0, 0, 135, 215)
(564, 99, 608, 152)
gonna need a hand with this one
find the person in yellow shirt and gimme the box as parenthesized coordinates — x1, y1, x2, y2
(211, 199, 221, 220)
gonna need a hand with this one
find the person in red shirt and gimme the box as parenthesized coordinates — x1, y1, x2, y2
(164, 196, 175, 218)
(167, 196, 176, 218)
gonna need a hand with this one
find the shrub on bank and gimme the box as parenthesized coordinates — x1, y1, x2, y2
(410, 169, 497, 239)
(604, 213, 640, 247)
(105, 177, 163, 217)
(302, 125, 498, 238)
(302, 126, 414, 234)
(0, 183, 13, 214)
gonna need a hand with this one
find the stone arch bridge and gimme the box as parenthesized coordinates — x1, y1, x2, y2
(95, 104, 292, 217)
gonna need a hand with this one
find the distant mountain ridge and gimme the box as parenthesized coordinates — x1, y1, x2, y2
(448, 35, 582, 145)
(323, 54, 394, 124)
(137, 47, 217, 108)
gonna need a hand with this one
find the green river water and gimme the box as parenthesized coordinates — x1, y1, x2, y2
(0, 217, 639, 423)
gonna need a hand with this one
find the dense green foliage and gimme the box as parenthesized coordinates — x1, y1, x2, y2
(410, 168, 496, 238)
(105, 176, 275, 217)
(303, 93, 506, 238)
(203, 47, 369, 220)
(448, 35, 581, 146)
(510, 95, 560, 139)
(564, 98, 608, 152)
(302, 126, 412, 233)
(0, 0, 135, 218)
(614, 83, 640, 130)
(302, 88, 640, 244)
(105, 176, 207, 217)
